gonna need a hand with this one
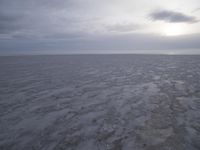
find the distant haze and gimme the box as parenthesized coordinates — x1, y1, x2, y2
(0, 0, 200, 55)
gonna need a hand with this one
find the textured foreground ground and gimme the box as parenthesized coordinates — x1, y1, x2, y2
(0, 55, 200, 150)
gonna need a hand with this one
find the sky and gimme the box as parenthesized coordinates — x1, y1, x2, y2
(0, 0, 200, 55)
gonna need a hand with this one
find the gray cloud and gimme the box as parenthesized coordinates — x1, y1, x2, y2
(0, 0, 83, 35)
(150, 9, 198, 23)
(0, 0, 103, 42)
(0, 13, 24, 34)
(106, 23, 141, 33)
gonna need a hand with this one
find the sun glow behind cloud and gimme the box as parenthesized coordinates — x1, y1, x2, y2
(162, 23, 189, 36)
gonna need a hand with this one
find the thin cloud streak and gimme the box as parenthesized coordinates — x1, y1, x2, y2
(105, 23, 142, 33)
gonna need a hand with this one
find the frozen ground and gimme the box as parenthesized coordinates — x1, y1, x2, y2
(0, 55, 200, 150)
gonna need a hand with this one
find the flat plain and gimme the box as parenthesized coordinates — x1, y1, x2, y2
(0, 55, 200, 150)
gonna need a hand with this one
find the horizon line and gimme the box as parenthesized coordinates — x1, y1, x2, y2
(1, 52, 200, 57)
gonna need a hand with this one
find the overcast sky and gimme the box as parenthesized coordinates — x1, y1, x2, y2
(0, 0, 200, 55)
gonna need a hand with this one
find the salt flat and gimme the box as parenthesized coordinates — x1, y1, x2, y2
(0, 55, 200, 150)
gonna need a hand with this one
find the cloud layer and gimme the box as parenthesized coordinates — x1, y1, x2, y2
(0, 0, 200, 54)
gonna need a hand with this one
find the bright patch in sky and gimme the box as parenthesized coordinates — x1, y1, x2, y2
(162, 24, 188, 36)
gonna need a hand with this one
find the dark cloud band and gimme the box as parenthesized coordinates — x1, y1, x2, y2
(150, 9, 198, 23)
